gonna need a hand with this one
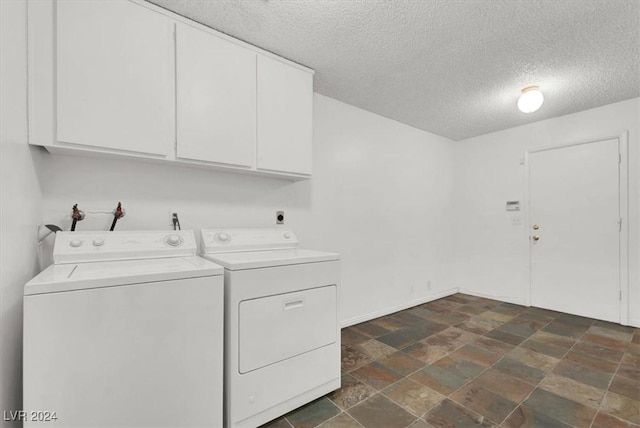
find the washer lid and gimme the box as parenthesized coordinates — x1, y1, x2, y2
(201, 248, 339, 271)
(25, 256, 223, 296)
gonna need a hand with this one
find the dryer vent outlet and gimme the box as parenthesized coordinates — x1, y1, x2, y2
(276, 211, 284, 224)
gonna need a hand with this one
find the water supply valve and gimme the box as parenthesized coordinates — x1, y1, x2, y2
(70, 204, 85, 231)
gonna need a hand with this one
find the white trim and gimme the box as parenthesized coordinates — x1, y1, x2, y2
(619, 132, 629, 325)
(627, 319, 640, 328)
(524, 149, 532, 307)
(525, 134, 630, 326)
(456, 288, 527, 306)
(527, 134, 625, 154)
(340, 288, 459, 328)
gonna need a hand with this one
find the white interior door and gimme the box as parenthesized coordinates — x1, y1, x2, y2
(529, 138, 620, 322)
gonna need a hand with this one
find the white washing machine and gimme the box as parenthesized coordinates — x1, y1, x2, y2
(23, 230, 224, 428)
(199, 228, 340, 428)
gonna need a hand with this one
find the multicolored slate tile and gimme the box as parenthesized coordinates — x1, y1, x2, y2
(259, 294, 639, 428)
(340, 344, 372, 373)
(328, 374, 375, 410)
(522, 388, 596, 427)
(349, 321, 391, 339)
(492, 356, 546, 385)
(448, 344, 502, 367)
(601, 391, 640, 424)
(355, 338, 397, 360)
(538, 373, 606, 409)
(348, 394, 416, 428)
(402, 341, 449, 364)
(317, 412, 361, 428)
(468, 369, 535, 403)
(378, 351, 425, 376)
(485, 329, 527, 346)
(382, 378, 444, 417)
(450, 383, 518, 423)
(425, 399, 493, 427)
(351, 361, 403, 391)
(410, 356, 484, 395)
(552, 359, 613, 390)
(286, 397, 341, 428)
(502, 404, 571, 428)
(506, 346, 560, 372)
(592, 411, 640, 428)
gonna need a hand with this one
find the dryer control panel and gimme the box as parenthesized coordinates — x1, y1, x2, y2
(201, 228, 298, 253)
(53, 230, 198, 264)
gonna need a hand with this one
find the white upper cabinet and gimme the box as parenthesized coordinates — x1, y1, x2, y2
(55, 0, 174, 156)
(28, 0, 314, 179)
(257, 56, 313, 176)
(176, 23, 256, 168)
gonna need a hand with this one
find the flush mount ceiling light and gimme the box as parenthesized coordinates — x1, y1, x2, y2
(517, 86, 544, 113)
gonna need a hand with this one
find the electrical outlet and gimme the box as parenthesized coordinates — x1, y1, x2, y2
(410, 285, 415, 294)
(427, 281, 432, 291)
(276, 211, 284, 224)
(511, 216, 522, 226)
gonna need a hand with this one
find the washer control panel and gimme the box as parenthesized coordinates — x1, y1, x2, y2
(201, 228, 298, 253)
(54, 230, 197, 264)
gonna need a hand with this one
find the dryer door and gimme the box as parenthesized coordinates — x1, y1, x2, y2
(238, 285, 337, 373)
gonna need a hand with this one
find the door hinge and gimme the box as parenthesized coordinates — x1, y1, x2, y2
(619, 153, 622, 164)
(618, 218, 622, 232)
(620, 290, 622, 300)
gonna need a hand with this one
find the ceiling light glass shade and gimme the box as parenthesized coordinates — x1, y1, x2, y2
(517, 86, 544, 113)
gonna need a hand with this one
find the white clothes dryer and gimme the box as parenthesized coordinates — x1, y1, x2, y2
(200, 228, 340, 428)
(23, 230, 224, 427)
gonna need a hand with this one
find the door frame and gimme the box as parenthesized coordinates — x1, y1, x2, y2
(524, 132, 629, 325)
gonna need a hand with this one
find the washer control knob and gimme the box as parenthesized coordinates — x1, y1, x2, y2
(284, 232, 291, 239)
(69, 239, 83, 248)
(217, 233, 230, 242)
(92, 238, 105, 247)
(165, 234, 183, 247)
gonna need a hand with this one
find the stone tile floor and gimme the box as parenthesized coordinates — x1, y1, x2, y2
(261, 293, 640, 428)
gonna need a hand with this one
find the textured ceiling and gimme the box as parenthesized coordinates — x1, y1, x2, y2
(148, 0, 640, 141)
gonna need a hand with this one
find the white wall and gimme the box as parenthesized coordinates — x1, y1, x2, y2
(0, 1, 45, 424)
(3, 3, 637, 417)
(38, 94, 457, 326)
(449, 97, 640, 326)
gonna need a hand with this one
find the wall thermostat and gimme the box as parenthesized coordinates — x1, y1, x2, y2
(505, 201, 520, 212)
(276, 211, 284, 224)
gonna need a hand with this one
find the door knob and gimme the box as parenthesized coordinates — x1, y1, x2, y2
(532, 224, 539, 230)
(532, 235, 540, 241)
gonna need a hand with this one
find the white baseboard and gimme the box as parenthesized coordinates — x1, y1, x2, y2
(340, 288, 459, 328)
(627, 319, 640, 328)
(339, 287, 636, 329)
(456, 288, 527, 306)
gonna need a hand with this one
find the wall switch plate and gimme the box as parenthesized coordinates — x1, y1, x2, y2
(276, 211, 284, 224)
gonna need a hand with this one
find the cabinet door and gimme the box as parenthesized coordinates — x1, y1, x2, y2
(257, 56, 313, 175)
(56, 0, 174, 156)
(176, 23, 256, 167)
